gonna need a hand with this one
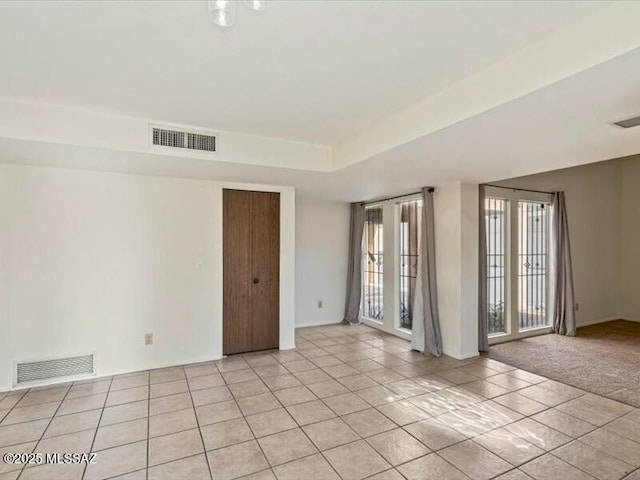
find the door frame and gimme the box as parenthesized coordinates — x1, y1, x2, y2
(213, 182, 296, 358)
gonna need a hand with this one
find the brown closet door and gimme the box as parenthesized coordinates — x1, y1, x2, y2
(223, 189, 280, 355)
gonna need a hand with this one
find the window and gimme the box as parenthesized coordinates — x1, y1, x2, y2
(484, 187, 552, 342)
(362, 206, 384, 321)
(398, 200, 421, 330)
(360, 195, 423, 338)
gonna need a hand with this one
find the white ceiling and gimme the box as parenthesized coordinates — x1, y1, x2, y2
(0, 0, 604, 144)
(3, 44, 640, 202)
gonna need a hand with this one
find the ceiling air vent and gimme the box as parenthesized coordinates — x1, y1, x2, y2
(613, 115, 640, 129)
(151, 126, 216, 153)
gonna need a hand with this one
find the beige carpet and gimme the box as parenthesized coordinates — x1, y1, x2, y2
(487, 320, 640, 407)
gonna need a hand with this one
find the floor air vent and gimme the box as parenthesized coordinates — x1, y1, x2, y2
(151, 126, 216, 153)
(16, 354, 95, 386)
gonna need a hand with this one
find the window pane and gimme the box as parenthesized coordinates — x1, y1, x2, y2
(362, 206, 384, 320)
(486, 198, 507, 335)
(398, 200, 421, 330)
(518, 201, 550, 330)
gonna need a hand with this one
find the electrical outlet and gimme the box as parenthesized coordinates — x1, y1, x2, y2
(575, 303, 579, 312)
(145, 333, 153, 345)
(318, 300, 323, 308)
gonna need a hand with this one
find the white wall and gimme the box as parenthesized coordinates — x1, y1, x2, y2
(494, 160, 622, 326)
(0, 164, 296, 391)
(295, 197, 350, 327)
(434, 182, 479, 359)
(620, 156, 640, 321)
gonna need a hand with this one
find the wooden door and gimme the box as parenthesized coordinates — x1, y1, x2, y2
(223, 189, 280, 355)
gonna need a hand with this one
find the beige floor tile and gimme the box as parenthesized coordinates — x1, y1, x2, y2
(1, 401, 59, 425)
(187, 374, 225, 391)
(342, 408, 396, 437)
(622, 470, 640, 480)
(100, 400, 147, 426)
(262, 374, 302, 391)
(20, 463, 84, 480)
(207, 440, 269, 480)
(0, 419, 49, 447)
(150, 379, 188, 399)
(520, 454, 594, 480)
(105, 387, 148, 407)
(258, 428, 317, 466)
(385, 379, 438, 398)
(580, 429, 640, 467)
(517, 385, 580, 408)
(355, 385, 403, 407)
(493, 392, 548, 416)
(302, 417, 360, 450)
(149, 428, 204, 466)
(322, 392, 369, 415)
(503, 418, 571, 451)
(240, 469, 276, 480)
(273, 453, 340, 480)
(282, 359, 317, 373)
(506, 369, 548, 385)
(0, 441, 36, 475)
(305, 379, 349, 398)
(376, 400, 431, 425)
(245, 354, 278, 367)
(397, 453, 470, 480)
(367, 469, 406, 480)
(310, 355, 344, 368)
(222, 369, 259, 385)
(605, 417, 640, 443)
(66, 381, 111, 399)
(461, 380, 511, 400)
(17, 387, 68, 407)
(215, 358, 250, 373)
(295, 369, 335, 386)
(191, 386, 233, 407)
(84, 440, 147, 480)
(436, 401, 522, 437)
(439, 440, 512, 480)
(150, 367, 185, 384)
(556, 394, 634, 427)
(457, 365, 501, 380)
(366, 428, 430, 466)
(237, 392, 281, 416)
(196, 400, 242, 426)
(351, 359, 386, 373)
(531, 409, 597, 438)
(412, 374, 455, 391)
(201, 417, 254, 451)
(338, 374, 379, 391)
(93, 418, 147, 450)
(366, 369, 405, 385)
(437, 369, 479, 385)
(404, 418, 468, 451)
(149, 392, 192, 416)
(272, 351, 305, 363)
(148, 453, 211, 480)
(149, 408, 196, 437)
(246, 408, 297, 437)
(184, 362, 219, 378)
(286, 400, 336, 426)
(554, 440, 635, 480)
(323, 363, 360, 378)
(56, 393, 107, 415)
(474, 428, 545, 466)
(486, 374, 532, 392)
(110, 374, 148, 392)
(324, 440, 391, 480)
(272, 386, 316, 406)
(228, 380, 270, 398)
(253, 364, 290, 378)
(494, 470, 535, 480)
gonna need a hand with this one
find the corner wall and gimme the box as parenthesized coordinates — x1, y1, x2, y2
(620, 156, 640, 321)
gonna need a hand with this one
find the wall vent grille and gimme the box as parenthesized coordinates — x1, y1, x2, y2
(16, 354, 95, 386)
(151, 126, 216, 152)
(614, 115, 640, 129)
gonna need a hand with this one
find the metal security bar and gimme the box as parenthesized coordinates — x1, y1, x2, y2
(398, 200, 422, 330)
(486, 198, 507, 335)
(518, 201, 550, 329)
(362, 206, 384, 320)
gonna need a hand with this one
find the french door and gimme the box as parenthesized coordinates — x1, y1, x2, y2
(484, 187, 552, 343)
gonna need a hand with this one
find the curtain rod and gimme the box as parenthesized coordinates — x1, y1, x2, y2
(484, 184, 554, 195)
(360, 188, 434, 206)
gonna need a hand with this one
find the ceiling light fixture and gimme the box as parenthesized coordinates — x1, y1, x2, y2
(208, 0, 270, 28)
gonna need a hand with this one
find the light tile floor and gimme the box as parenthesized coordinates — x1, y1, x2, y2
(1, 324, 639, 480)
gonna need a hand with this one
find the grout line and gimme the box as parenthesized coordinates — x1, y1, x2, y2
(80, 376, 113, 480)
(185, 369, 213, 480)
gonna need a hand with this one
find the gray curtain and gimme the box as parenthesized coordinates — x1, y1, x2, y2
(342, 202, 366, 325)
(478, 185, 489, 351)
(419, 188, 442, 356)
(551, 192, 576, 336)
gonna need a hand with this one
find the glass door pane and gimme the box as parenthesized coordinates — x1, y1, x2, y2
(362, 206, 384, 320)
(485, 197, 507, 335)
(398, 200, 421, 330)
(518, 201, 550, 330)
